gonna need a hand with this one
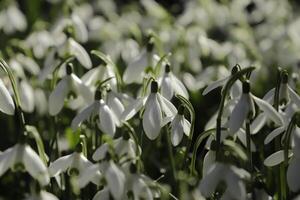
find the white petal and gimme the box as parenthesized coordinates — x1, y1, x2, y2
(160, 75, 173, 100)
(157, 93, 177, 117)
(287, 158, 300, 192)
(229, 82, 242, 99)
(71, 14, 88, 43)
(7, 6, 27, 31)
(48, 154, 73, 176)
(40, 191, 59, 200)
(171, 73, 189, 99)
(39, 49, 58, 81)
(92, 143, 109, 161)
(0, 79, 15, 115)
(202, 76, 228, 95)
(49, 76, 70, 115)
(161, 116, 174, 127)
(71, 102, 97, 130)
(229, 94, 249, 134)
(69, 38, 92, 69)
(199, 163, 223, 197)
(123, 49, 148, 84)
(236, 129, 256, 152)
(226, 173, 246, 200)
(132, 176, 153, 200)
(288, 85, 300, 108)
(250, 113, 266, 134)
(92, 188, 110, 200)
(264, 126, 286, 144)
(71, 74, 93, 104)
(78, 164, 101, 188)
(171, 115, 184, 146)
(19, 80, 35, 113)
(98, 100, 116, 136)
(107, 92, 124, 126)
(202, 151, 216, 176)
(121, 97, 146, 121)
(23, 145, 49, 186)
(143, 94, 162, 140)
(183, 118, 191, 136)
(0, 146, 15, 176)
(105, 161, 125, 200)
(264, 150, 285, 167)
(252, 95, 283, 126)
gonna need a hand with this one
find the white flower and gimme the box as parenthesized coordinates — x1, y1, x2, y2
(162, 105, 191, 146)
(48, 64, 93, 115)
(0, 4, 27, 34)
(0, 143, 49, 186)
(92, 188, 111, 200)
(0, 78, 15, 115)
(121, 81, 177, 140)
(126, 164, 154, 200)
(79, 159, 125, 200)
(199, 162, 250, 200)
(229, 81, 283, 135)
(159, 64, 189, 100)
(81, 63, 118, 90)
(48, 150, 98, 181)
(123, 40, 159, 84)
(71, 90, 116, 136)
(58, 37, 92, 69)
(202, 65, 241, 99)
(93, 135, 138, 162)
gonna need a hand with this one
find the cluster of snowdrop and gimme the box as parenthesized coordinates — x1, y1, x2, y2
(1, 0, 300, 199)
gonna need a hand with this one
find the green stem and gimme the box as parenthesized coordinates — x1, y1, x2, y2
(166, 127, 177, 182)
(246, 119, 252, 172)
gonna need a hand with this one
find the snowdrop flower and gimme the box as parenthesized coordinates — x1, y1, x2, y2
(0, 4, 27, 34)
(229, 81, 283, 134)
(57, 35, 92, 69)
(79, 155, 125, 200)
(121, 81, 177, 140)
(39, 35, 92, 81)
(93, 133, 138, 163)
(123, 41, 157, 84)
(25, 30, 55, 59)
(229, 81, 255, 134)
(0, 78, 15, 115)
(199, 162, 250, 200)
(81, 63, 118, 90)
(0, 143, 49, 186)
(162, 105, 191, 146)
(48, 64, 93, 115)
(159, 64, 189, 100)
(126, 164, 154, 200)
(71, 90, 117, 136)
(202, 65, 241, 99)
(48, 146, 98, 182)
(52, 13, 89, 43)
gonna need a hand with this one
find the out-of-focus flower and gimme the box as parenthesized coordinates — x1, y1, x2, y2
(0, 78, 15, 115)
(0, 143, 49, 186)
(0, 4, 27, 34)
(48, 64, 93, 115)
(121, 81, 177, 140)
